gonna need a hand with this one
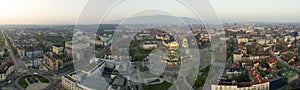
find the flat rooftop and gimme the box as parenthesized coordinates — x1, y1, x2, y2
(282, 70, 298, 78)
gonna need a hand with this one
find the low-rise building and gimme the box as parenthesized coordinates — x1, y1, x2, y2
(266, 74, 283, 90)
(256, 39, 266, 45)
(61, 74, 83, 90)
(52, 44, 64, 55)
(267, 58, 277, 68)
(225, 64, 245, 76)
(110, 76, 127, 89)
(212, 68, 269, 90)
(237, 37, 248, 44)
(43, 52, 72, 71)
(142, 41, 157, 49)
(0, 58, 14, 81)
(61, 58, 109, 90)
(25, 49, 44, 58)
(233, 50, 243, 62)
(200, 32, 210, 42)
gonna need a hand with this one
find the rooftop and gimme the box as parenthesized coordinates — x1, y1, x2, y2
(282, 70, 298, 78)
(249, 68, 268, 85)
(267, 58, 277, 63)
(0, 58, 14, 74)
(112, 76, 126, 86)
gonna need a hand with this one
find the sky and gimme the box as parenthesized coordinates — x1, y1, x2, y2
(0, 0, 300, 24)
(0, 0, 87, 24)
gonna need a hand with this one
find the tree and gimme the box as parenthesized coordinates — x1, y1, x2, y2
(234, 74, 251, 82)
(246, 45, 256, 54)
(285, 85, 292, 90)
(277, 63, 283, 69)
(136, 52, 143, 61)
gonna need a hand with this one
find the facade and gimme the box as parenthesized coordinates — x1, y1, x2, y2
(52, 45, 64, 55)
(233, 53, 243, 62)
(17, 48, 25, 57)
(267, 58, 277, 68)
(200, 33, 210, 41)
(65, 41, 73, 55)
(0, 59, 14, 81)
(43, 52, 64, 71)
(142, 41, 157, 49)
(61, 74, 83, 90)
(237, 37, 249, 44)
(162, 41, 181, 65)
(269, 49, 280, 56)
(156, 34, 170, 40)
(65, 41, 72, 49)
(90, 38, 112, 46)
(268, 76, 283, 90)
(25, 50, 44, 57)
(181, 38, 192, 59)
(256, 39, 266, 45)
(225, 66, 245, 76)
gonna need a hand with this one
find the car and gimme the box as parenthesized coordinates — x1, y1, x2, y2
(7, 80, 11, 83)
(33, 72, 38, 75)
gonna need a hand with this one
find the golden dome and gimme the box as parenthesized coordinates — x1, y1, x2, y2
(170, 41, 179, 47)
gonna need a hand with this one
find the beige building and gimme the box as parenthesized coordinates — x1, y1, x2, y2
(233, 53, 243, 62)
(0, 59, 14, 81)
(237, 37, 249, 44)
(233, 50, 243, 62)
(53, 45, 64, 55)
(256, 39, 266, 45)
(65, 41, 72, 49)
(142, 41, 157, 49)
(267, 58, 277, 68)
(89, 39, 111, 46)
(156, 34, 170, 40)
(200, 33, 210, 41)
(61, 74, 83, 90)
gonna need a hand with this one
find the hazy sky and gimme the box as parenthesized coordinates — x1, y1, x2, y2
(0, 0, 87, 24)
(0, 0, 300, 24)
(210, 0, 300, 22)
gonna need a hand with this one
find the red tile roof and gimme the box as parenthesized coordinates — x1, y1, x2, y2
(253, 60, 260, 64)
(267, 58, 277, 63)
(249, 68, 268, 85)
(296, 63, 300, 67)
(216, 68, 269, 87)
(231, 63, 240, 67)
(242, 60, 253, 66)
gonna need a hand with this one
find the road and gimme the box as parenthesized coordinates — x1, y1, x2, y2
(1, 30, 26, 90)
(1, 31, 59, 90)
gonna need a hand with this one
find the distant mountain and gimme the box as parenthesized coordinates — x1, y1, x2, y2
(106, 15, 201, 24)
